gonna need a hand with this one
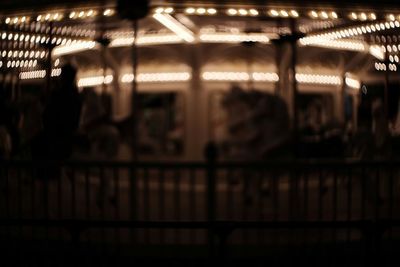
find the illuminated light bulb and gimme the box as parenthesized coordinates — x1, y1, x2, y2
(13, 17, 19, 24)
(5, 17, 11, 24)
(1, 32, 6, 39)
(13, 51, 18, 57)
(24, 51, 29, 58)
(69, 12, 76, 19)
(7, 61, 11, 68)
(395, 21, 400, 27)
(45, 13, 51, 20)
(18, 51, 23, 57)
(395, 55, 399, 63)
(185, 7, 195, 14)
(238, 9, 248, 16)
(33, 60, 37, 67)
(249, 9, 259, 16)
(361, 26, 366, 33)
(310, 10, 318, 18)
(390, 55, 394, 62)
(21, 16, 26, 23)
(16, 61, 20, 68)
(227, 9, 237, 16)
(197, 8, 206, 14)
(54, 58, 60, 67)
(2, 51, 6, 57)
(350, 12, 357, 20)
(388, 14, 396, 21)
(280, 10, 289, 17)
(11, 61, 15, 68)
(40, 51, 46, 58)
(390, 21, 395, 28)
(270, 9, 279, 17)
(0, 61, 2, 68)
(320, 11, 328, 19)
(359, 12, 367, 21)
(369, 13, 376, 20)
(387, 45, 392, 52)
(87, 10, 94, 17)
(207, 8, 217, 15)
(371, 25, 376, 31)
(14, 34, 19, 41)
(103, 9, 114, 16)
(164, 7, 174, 14)
(330, 11, 338, 19)
(290, 10, 299, 17)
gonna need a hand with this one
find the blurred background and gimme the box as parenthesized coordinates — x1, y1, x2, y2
(1, 0, 400, 266)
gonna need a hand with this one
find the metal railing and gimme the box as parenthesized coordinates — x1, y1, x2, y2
(0, 158, 400, 266)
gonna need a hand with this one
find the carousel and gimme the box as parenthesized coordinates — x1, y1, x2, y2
(1, 0, 400, 160)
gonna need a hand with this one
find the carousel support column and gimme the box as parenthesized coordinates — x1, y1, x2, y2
(131, 20, 139, 161)
(45, 22, 54, 99)
(384, 51, 390, 119)
(274, 41, 292, 114)
(289, 19, 299, 150)
(186, 44, 206, 160)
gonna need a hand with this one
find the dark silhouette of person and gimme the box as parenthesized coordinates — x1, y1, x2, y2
(42, 63, 82, 162)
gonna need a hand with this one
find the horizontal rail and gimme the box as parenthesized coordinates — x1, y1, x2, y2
(1, 219, 399, 230)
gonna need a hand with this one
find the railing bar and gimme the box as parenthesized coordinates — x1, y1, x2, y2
(71, 168, 76, 219)
(189, 169, 196, 243)
(159, 169, 165, 244)
(16, 168, 22, 247)
(332, 171, 337, 243)
(318, 167, 323, 245)
(85, 167, 90, 243)
(347, 168, 352, 243)
(31, 166, 35, 240)
(143, 167, 150, 243)
(375, 168, 380, 221)
(257, 169, 264, 245)
(113, 167, 120, 247)
(174, 168, 181, 244)
(361, 166, 366, 220)
(99, 166, 105, 244)
(227, 169, 233, 220)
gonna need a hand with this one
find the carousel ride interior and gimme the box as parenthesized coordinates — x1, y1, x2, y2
(1, 1, 400, 266)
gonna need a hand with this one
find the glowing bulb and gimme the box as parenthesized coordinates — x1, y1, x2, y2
(197, 8, 206, 15)
(290, 10, 299, 17)
(227, 9, 237, 16)
(310, 11, 318, 18)
(185, 8, 195, 14)
(207, 8, 217, 15)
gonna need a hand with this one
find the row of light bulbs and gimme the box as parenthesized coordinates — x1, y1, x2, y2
(153, 6, 383, 21)
(382, 44, 400, 53)
(3, 22, 95, 39)
(0, 59, 38, 69)
(1, 31, 83, 47)
(6, 6, 400, 24)
(4, 9, 115, 24)
(0, 50, 47, 59)
(371, 35, 400, 44)
(302, 20, 400, 45)
(16, 69, 360, 90)
(375, 62, 398, 72)
(389, 55, 400, 63)
(19, 68, 61, 80)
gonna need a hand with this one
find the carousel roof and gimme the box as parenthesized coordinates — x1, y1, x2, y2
(1, 0, 400, 87)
